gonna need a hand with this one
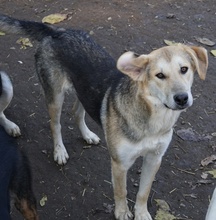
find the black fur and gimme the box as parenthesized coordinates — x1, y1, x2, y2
(35, 30, 126, 124)
(0, 14, 56, 41)
(0, 126, 37, 219)
(0, 14, 126, 125)
(0, 73, 2, 97)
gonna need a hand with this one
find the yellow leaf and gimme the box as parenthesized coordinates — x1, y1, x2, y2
(210, 50, 216, 57)
(40, 195, 48, 207)
(208, 169, 216, 178)
(16, 37, 33, 49)
(164, 39, 178, 46)
(155, 199, 170, 211)
(42, 13, 68, 24)
(155, 199, 177, 220)
(0, 31, 5, 36)
(155, 209, 176, 220)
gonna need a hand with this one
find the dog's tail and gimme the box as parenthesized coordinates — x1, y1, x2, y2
(0, 14, 58, 41)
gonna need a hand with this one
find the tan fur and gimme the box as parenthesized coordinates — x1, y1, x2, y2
(105, 44, 208, 220)
(0, 14, 208, 220)
(15, 198, 39, 220)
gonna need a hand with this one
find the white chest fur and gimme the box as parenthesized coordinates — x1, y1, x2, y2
(116, 109, 181, 168)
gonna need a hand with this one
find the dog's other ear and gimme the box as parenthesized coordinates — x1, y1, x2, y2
(188, 46, 208, 80)
(117, 51, 149, 81)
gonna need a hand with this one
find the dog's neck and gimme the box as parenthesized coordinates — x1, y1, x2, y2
(103, 80, 176, 140)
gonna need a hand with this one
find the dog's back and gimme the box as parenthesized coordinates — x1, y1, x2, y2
(35, 29, 125, 124)
(0, 14, 125, 124)
(0, 126, 38, 219)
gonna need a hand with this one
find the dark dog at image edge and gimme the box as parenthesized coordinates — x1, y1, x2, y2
(0, 71, 38, 220)
(0, 14, 208, 220)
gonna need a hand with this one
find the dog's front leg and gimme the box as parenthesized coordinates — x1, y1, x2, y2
(48, 92, 69, 165)
(134, 153, 162, 220)
(0, 71, 21, 137)
(112, 159, 133, 220)
(0, 113, 21, 137)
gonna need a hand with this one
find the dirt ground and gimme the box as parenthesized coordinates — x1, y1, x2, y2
(0, 0, 216, 219)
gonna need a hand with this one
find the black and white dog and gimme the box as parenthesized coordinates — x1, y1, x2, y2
(0, 71, 38, 220)
(0, 71, 20, 137)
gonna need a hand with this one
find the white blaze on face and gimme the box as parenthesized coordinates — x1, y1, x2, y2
(148, 54, 194, 110)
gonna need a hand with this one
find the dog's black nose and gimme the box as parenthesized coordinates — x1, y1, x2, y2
(174, 93, 188, 106)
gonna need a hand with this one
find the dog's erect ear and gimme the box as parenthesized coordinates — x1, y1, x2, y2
(187, 46, 208, 80)
(117, 51, 149, 81)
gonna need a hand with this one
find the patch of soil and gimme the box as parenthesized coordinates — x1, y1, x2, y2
(0, 1, 215, 219)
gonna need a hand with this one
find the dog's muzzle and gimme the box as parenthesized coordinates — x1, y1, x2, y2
(173, 92, 189, 110)
(164, 92, 190, 110)
(174, 93, 188, 105)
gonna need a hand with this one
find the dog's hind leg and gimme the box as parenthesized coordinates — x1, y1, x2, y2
(35, 50, 69, 164)
(72, 97, 100, 144)
(47, 90, 69, 165)
(0, 72, 21, 137)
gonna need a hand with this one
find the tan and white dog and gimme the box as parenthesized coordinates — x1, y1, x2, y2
(0, 14, 208, 220)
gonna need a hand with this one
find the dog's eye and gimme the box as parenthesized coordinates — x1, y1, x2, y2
(156, 73, 166, 79)
(180, 66, 188, 74)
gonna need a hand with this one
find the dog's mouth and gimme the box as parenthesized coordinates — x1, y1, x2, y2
(164, 103, 188, 111)
(165, 93, 192, 111)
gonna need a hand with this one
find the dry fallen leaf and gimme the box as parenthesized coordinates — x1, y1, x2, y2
(42, 13, 68, 24)
(40, 195, 48, 207)
(208, 170, 216, 178)
(155, 199, 177, 220)
(201, 155, 216, 166)
(16, 37, 33, 49)
(0, 31, 5, 36)
(164, 39, 179, 46)
(210, 50, 216, 57)
(155, 199, 170, 211)
(194, 36, 215, 46)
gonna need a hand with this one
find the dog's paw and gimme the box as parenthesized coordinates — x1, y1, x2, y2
(134, 211, 152, 220)
(115, 209, 133, 220)
(4, 121, 21, 137)
(54, 144, 69, 165)
(83, 131, 100, 145)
